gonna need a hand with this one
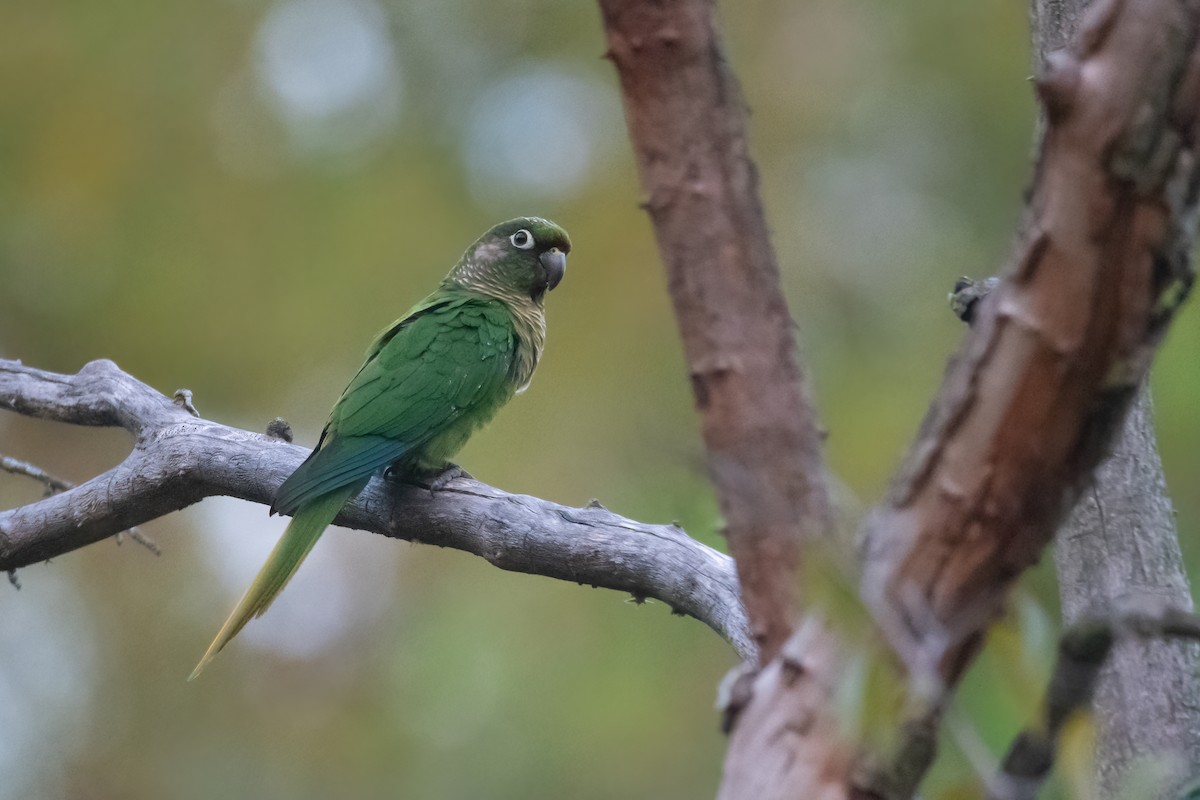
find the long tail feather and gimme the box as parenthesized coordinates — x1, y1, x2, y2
(189, 484, 358, 680)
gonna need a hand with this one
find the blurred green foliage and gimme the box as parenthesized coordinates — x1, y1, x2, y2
(1, 0, 1196, 798)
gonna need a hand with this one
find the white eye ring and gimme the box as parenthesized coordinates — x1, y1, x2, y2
(510, 229, 535, 250)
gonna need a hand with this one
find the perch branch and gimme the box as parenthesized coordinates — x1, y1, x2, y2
(0, 358, 754, 661)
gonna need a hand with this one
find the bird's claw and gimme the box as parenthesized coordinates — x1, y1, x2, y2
(425, 463, 473, 497)
(391, 463, 473, 497)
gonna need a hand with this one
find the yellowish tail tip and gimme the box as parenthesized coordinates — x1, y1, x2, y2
(187, 484, 356, 681)
(187, 655, 212, 682)
(188, 636, 227, 680)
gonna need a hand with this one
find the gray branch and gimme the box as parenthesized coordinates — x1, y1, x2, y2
(0, 358, 754, 661)
(0, 449, 159, 554)
(1054, 389, 1200, 798)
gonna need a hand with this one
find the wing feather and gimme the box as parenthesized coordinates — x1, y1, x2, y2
(272, 297, 516, 515)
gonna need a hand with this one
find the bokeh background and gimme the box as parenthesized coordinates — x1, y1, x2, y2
(1, 1, 1196, 798)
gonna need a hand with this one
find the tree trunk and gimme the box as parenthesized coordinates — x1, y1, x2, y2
(1054, 388, 1200, 797)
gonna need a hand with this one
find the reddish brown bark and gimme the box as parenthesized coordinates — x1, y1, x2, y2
(597, 0, 1199, 797)
(1032, 4, 1200, 798)
(860, 0, 1200, 689)
(596, 0, 831, 663)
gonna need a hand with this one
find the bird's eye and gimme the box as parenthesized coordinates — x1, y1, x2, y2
(510, 229, 535, 250)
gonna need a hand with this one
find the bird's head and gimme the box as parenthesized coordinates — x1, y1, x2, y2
(448, 217, 571, 304)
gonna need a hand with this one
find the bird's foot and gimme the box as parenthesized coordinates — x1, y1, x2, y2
(424, 463, 474, 496)
(389, 463, 474, 497)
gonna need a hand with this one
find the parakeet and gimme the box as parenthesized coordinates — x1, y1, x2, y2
(190, 217, 570, 679)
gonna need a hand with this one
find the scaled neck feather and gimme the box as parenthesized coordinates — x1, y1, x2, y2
(445, 252, 546, 393)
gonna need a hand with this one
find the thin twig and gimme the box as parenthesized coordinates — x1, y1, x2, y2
(1, 453, 73, 495)
(988, 605, 1200, 800)
(115, 527, 162, 556)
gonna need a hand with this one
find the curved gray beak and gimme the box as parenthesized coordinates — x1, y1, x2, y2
(539, 248, 566, 291)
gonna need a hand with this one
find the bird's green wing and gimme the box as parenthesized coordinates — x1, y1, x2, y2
(272, 296, 517, 515)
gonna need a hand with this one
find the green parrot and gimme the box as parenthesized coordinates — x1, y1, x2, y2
(190, 217, 570, 679)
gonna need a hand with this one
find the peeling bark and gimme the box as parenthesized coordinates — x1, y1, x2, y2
(1028, 1, 1200, 796)
(595, 0, 1198, 796)
(860, 0, 1199, 688)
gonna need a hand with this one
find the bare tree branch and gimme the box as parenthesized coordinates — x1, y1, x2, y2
(594, 0, 1200, 795)
(988, 605, 1200, 800)
(594, 3, 843, 796)
(851, 1, 1200, 796)
(590, 0, 1200, 794)
(1026, 1, 1200, 797)
(953, 294, 1200, 795)
(863, 0, 1199, 685)
(0, 358, 754, 661)
(597, 0, 831, 665)
(0, 448, 159, 554)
